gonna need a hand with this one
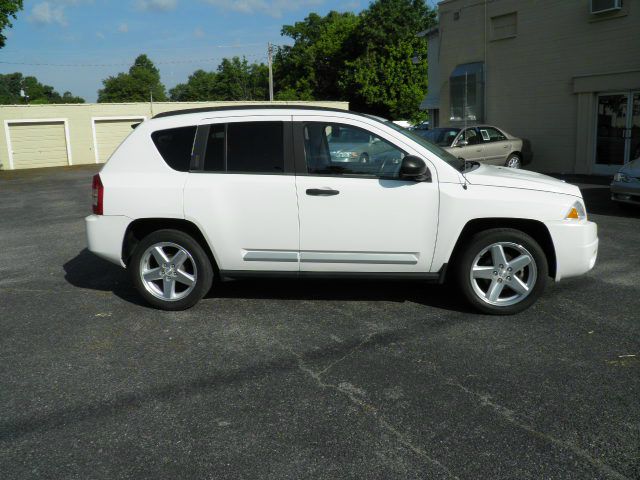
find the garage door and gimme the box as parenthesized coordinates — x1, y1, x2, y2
(94, 119, 140, 163)
(9, 121, 69, 169)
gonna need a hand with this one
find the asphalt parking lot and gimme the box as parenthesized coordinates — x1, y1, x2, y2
(1, 165, 638, 479)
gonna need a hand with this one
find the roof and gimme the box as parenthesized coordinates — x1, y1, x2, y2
(153, 104, 356, 119)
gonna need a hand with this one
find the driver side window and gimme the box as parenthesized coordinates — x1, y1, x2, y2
(462, 128, 482, 145)
(303, 122, 405, 177)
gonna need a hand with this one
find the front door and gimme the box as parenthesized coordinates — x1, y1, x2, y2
(453, 127, 485, 163)
(293, 117, 440, 274)
(594, 92, 640, 175)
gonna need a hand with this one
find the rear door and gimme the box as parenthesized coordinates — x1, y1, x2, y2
(183, 115, 300, 272)
(479, 127, 511, 165)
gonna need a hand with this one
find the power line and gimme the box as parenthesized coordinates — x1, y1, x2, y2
(0, 43, 272, 68)
(0, 53, 266, 68)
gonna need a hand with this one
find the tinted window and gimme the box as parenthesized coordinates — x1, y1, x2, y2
(227, 122, 284, 173)
(415, 127, 460, 147)
(203, 124, 225, 172)
(151, 126, 196, 172)
(304, 122, 405, 177)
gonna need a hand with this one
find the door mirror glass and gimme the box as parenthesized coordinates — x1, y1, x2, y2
(399, 155, 429, 181)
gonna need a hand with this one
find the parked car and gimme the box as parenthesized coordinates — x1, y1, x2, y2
(415, 126, 530, 168)
(326, 124, 400, 165)
(611, 156, 640, 205)
(86, 106, 598, 315)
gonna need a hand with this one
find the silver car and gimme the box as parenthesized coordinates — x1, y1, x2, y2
(611, 157, 640, 206)
(415, 126, 529, 168)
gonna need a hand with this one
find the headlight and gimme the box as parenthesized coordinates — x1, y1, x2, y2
(614, 172, 630, 182)
(565, 201, 587, 221)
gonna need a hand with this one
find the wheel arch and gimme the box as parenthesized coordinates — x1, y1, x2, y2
(448, 218, 556, 279)
(122, 218, 219, 273)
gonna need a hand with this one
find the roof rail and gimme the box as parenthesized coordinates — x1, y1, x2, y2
(152, 104, 353, 119)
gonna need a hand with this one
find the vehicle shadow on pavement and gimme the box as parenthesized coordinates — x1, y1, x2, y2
(63, 249, 148, 308)
(209, 278, 474, 313)
(63, 249, 474, 313)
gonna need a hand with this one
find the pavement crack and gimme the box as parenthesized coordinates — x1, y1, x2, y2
(279, 341, 459, 480)
(446, 380, 631, 480)
(315, 331, 381, 378)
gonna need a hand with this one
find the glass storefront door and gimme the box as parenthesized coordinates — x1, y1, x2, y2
(595, 91, 640, 174)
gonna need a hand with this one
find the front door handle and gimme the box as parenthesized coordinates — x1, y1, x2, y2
(306, 188, 339, 196)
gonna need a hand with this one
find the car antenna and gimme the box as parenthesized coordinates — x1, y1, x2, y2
(462, 72, 469, 190)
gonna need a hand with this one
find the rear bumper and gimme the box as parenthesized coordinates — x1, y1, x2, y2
(545, 220, 598, 281)
(85, 215, 131, 267)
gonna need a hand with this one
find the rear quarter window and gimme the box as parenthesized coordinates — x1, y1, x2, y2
(151, 126, 197, 172)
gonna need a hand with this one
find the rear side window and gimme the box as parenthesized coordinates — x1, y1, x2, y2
(227, 122, 284, 173)
(151, 126, 197, 172)
(202, 122, 284, 173)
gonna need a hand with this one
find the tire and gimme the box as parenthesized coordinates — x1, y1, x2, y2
(130, 229, 214, 311)
(505, 154, 522, 169)
(454, 228, 548, 315)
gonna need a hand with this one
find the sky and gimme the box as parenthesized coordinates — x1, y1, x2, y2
(0, 0, 368, 102)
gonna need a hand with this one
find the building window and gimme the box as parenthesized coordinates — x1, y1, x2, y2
(491, 12, 517, 41)
(449, 63, 484, 123)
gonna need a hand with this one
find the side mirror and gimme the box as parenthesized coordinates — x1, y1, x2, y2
(456, 139, 468, 147)
(399, 155, 430, 181)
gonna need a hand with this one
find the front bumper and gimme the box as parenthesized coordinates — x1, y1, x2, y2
(610, 181, 640, 205)
(85, 215, 131, 267)
(545, 220, 598, 281)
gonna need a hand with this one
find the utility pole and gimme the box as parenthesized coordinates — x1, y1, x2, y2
(267, 42, 274, 101)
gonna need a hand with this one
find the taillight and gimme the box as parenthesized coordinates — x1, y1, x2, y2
(92, 174, 104, 215)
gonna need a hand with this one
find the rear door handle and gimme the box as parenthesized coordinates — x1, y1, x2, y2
(306, 188, 339, 196)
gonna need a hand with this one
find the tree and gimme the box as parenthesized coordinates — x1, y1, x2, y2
(0, 0, 23, 49)
(169, 57, 269, 102)
(275, 11, 360, 101)
(98, 54, 167, 103)
(343, 0, 437, 121)
(0, 72, 84, 104)
(274, 0, 436, 120)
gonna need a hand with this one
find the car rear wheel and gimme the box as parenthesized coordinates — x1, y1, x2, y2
(505, 154, 522, 169)
(455, 228, 548, 315)
(130, 229, 213, 311)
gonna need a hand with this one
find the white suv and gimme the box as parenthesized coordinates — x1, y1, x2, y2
(85, 106, 598, 314)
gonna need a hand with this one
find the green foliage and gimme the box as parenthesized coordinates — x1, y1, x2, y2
(0, 0, 22, 48)
(170, 57, 269, 102)
(98, 54, 167, 103)
(274, 0, 437, 120)
(0, 72, 85, 104)
(275, 11, 360, 101)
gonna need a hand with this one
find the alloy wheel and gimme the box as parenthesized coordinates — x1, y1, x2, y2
(139, 242, 198, 302)
(469, 241, 537, 307)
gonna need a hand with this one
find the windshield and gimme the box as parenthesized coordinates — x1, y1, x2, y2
(414, 127, 460, 147)
(384, 121, 466, 171)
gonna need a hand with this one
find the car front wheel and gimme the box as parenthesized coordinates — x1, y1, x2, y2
(130, 229, 213, 311)
(455, 228, 548, 315)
